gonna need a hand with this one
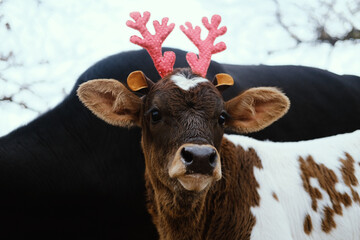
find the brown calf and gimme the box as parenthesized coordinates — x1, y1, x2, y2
(77, 67, 290, 239)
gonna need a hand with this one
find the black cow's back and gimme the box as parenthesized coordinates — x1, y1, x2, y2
(221, 63, 360, 141)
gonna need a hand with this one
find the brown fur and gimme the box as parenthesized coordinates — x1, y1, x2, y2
(304, 214, 313, 235)
(272, 192, 279, 201)
(340, 153, 358, 187)
(225, 87, 290, 134)
(299, 154, 359, 233)
(322, 206, 336, 233)
(145, 139, 263, 240)
(341, 153, 360, 203)
(77, 79, 142, 127)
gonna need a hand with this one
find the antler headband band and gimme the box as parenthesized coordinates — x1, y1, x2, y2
(126, 11, 227, 78)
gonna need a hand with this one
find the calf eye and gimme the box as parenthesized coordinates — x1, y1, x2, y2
(218, 112, 227, 126)
(151, 109, 161, 123)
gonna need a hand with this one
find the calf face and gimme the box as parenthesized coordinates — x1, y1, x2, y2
(77, 68, 290, 193)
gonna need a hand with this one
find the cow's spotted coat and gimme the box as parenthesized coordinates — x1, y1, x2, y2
(225, 131, 360, 240)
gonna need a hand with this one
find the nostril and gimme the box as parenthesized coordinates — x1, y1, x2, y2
(181, 145, 218, 171)
(209, 150, 217, 168)
(181, 147, 193, 165)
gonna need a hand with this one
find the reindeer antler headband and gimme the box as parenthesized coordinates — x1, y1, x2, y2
(126, 11, 227, 78)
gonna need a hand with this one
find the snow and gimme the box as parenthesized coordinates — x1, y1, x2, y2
(0, 0, 359, 137)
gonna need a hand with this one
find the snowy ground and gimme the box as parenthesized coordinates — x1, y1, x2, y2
(0, 0, 359, 137)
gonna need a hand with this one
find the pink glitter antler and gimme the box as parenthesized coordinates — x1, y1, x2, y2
(126, 11, 176, 77)
(180, 15, 227, 77)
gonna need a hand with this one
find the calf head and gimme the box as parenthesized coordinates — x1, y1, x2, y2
(77, 12, 289, 196)
(77, 68, 290, 193)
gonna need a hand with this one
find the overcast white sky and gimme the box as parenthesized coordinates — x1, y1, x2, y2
(0, 0, 359, 136)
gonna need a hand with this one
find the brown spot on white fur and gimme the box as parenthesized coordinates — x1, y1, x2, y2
(299, 154, 359, 233)
(299, 156, 323, 211)
(304, 214, 313, 235)
(340, 153, 360, 204)
(272, 192, 279, 201)
(341, 153, 359, 186)
(322, 206, 336, 233)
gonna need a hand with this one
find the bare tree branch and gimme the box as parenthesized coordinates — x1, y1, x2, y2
(0, 73, 8, 83)
(273, 0, 360, 47)
(0, 50, 45, 113)
(0, 51, 13, 61)
(273, 0, 303, 45)
(0, 95, 41, 113)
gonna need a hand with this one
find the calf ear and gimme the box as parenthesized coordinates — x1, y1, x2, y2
(225, 87, 290, 134)
(127, 70, 154, 94)
(213, 73, 234, 92)
(77, 79, 142, 128)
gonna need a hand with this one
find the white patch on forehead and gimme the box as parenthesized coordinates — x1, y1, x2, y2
(171, 74, 208, 91)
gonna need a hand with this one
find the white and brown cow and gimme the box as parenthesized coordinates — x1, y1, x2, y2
(77, 68, 360, 240)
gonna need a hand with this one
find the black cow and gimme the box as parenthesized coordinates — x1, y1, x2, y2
(0, 48, 359, 239)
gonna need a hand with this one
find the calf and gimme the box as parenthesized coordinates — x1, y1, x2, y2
(78, 67, 360, 239)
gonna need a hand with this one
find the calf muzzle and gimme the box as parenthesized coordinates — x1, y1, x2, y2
(181, 145, 218, 174)
(169, 144, 222, 192)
